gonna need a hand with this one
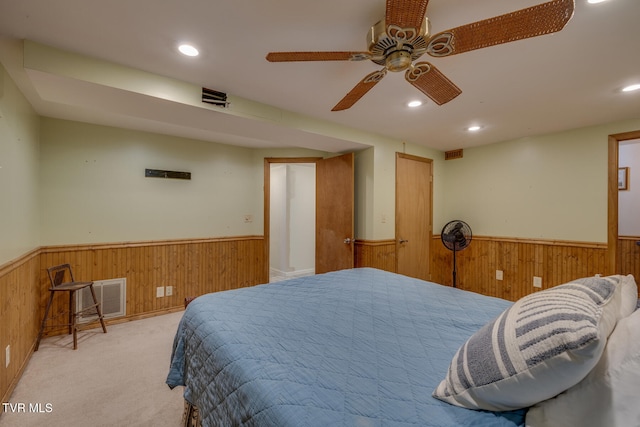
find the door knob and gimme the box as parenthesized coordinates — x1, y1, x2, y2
(344, 238, 353, 244)
(399, 239, 409, 244)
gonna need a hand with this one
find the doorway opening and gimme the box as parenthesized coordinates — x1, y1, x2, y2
(268, 161, 316, 283)
(607, 130, 640, 274)
(617, 138, 640, 280)
(264, 154, 355, 281)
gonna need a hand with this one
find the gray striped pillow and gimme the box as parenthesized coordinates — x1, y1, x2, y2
(433, 276, 627, 411)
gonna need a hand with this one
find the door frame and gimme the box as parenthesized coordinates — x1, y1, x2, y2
(607, 130, 640, 274)
(264, 157, 321, 281)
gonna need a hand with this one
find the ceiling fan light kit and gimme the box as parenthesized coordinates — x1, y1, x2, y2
(266, 0, 575, 111)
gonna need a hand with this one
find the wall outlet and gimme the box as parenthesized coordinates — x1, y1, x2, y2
(496, 270, 504, 281)
(156, 286, 164, 298)
(5, 345, 9, 368)
(533, 276, 543, 288)
(166, 286, 173, 296)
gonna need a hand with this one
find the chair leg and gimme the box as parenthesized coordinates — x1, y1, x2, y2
(35, 291, 55, 351)
(69, 290, 78, 350)
(89, 284, 108, 334)
(68, 291, 74, 336)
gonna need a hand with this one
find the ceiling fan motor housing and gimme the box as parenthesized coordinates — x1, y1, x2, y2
(367, 17, 431, 71)
(386, 51, 413, 72)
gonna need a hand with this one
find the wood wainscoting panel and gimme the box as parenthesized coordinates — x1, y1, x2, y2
(431, 236, 608, 301)
(355, 236, 610, 301)
(0, 249, 41, 404)
(38, 236, 267, 334)
(618, 236, 640, 292)
(354, 240, 396, 273)
(1, 237, 267, 404)
(1, 234, 622, 404)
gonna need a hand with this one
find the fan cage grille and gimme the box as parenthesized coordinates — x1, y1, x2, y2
(441, 220, 472, 251)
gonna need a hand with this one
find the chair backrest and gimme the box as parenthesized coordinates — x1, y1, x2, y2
(47, 263, 76, 288)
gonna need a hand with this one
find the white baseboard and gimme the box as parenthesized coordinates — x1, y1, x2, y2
(270, 267, 315, 281)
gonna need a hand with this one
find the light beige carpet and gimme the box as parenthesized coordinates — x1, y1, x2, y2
(0, 311, 185, 427)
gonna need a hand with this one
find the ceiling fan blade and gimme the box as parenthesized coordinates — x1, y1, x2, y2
(426, 0, 575, 57)
(332, 69, 387, 111)
(266, 51, 371, 62)
(385, 0, 430, 39)
(405, 62, 461, 105)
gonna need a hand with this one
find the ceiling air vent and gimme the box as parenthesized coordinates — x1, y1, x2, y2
(445, 149, 463, 160)
(202, 87, 228, 107)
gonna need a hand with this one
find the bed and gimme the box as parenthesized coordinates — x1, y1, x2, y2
(167, 268, 639, 427)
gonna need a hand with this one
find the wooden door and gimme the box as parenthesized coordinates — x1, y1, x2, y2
(396, 153, 432, 280)
(316, 153, 355, 274)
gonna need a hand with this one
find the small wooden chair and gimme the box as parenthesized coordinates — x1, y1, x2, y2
(35, 264, 107, 350)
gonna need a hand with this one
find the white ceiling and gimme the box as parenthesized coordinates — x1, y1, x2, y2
(0, 0, 638, 153)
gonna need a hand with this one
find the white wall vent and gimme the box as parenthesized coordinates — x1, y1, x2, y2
(77, 278, 126, 322)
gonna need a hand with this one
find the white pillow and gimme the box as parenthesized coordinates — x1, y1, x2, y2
(432, 275, 636, 411)
(618, 274, 639, 317)
(526, 306, 640, 427)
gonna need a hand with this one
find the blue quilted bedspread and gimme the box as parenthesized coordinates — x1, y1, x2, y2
(167, 268, 525, 426)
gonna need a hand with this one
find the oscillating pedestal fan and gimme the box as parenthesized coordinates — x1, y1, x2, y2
(441, 220, 472, 288)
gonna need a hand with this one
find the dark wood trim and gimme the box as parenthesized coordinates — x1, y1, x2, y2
(433, 234, 607, 249)
(354, 239, 396, 246)
(608, 130, 640, 274)
(40, 235, 264, 253)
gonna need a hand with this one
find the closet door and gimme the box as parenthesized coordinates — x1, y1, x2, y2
(316, 153, 354, 274)
(396, 153, 432, 281)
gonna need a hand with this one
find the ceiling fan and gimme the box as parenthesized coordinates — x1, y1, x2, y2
(266, 0, 574, 111)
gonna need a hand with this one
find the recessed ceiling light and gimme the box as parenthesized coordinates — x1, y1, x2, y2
(467, 125, 482, 132)
(407, 100, 423, 108)
(622, 84, 640, 92)
(178, 44, 199, 57)
(587, 0, 608, 4)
